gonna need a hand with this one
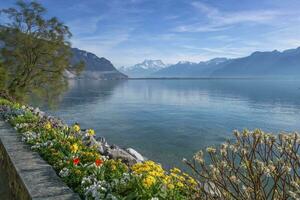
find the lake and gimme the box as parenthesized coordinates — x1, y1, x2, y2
(42, 79, 300, 169)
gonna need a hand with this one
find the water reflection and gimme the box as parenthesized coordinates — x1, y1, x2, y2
(39, 79, 126, 109)
(43, 79, 300, 168)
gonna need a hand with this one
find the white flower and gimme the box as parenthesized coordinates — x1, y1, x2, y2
(206, 147, 217, 154)
(59, 168, 69, 177)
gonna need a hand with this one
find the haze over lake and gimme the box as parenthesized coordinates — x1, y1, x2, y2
(42, 79, 300, 168)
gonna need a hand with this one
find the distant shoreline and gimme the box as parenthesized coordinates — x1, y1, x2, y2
(127, 76, 299, 80)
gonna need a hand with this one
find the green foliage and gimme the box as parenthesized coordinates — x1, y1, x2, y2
(0, 0, 84, 102)
(0, 98, 13, 106)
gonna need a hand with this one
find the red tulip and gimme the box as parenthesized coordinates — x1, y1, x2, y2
(73, 157, 80, 165)
(95, 159, 103, 167)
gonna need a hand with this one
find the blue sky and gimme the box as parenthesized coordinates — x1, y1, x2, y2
(1, 0, 300, 67)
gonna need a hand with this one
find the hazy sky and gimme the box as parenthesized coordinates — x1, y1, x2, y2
(1, 0, 300, 67)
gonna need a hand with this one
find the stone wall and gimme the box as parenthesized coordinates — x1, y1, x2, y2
(0, 120, 81, 200)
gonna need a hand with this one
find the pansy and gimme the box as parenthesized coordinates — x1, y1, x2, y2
(44, 122, 52, 130)
(73, 124, 81, 132)
(87, 129, 95, 137)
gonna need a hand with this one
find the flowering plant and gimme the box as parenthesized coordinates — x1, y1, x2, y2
(2, 98, 299, 200)
(185, 129, 300, 200)
(0, 98, 197, 199)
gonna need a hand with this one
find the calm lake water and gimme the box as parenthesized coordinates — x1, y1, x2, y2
(42, 79, 300, 169)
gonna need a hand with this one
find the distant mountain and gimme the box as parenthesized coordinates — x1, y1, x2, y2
(68, 48, 128, 80)
(153, 58, 228, 77)
(119, 60, 166, 78)
(212, 48, 300, 77)
(153, 47, 300, 77)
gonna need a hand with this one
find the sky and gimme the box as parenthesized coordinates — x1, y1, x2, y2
(1, 0, 300, 67)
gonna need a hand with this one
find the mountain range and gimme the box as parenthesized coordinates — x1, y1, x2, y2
(119, 60, 166, 78)
(68, 48, 127, 80)
(152, 58, 228, 78)
(68, 46, 300, 79)
(120, 47, 300, 78)
(211, 48, 300, 77)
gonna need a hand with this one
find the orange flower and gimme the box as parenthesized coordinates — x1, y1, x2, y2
(73, 157, 80, 166)
(95, 159, 103, 167)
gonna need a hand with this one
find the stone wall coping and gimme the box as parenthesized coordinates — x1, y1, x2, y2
(0, 120, 81, 200)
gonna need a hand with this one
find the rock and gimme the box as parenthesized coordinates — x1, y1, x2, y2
(85, 136, 110, 155)
(37, 111, 45, 118)
(126, 148, 144, 162)
(96, 137, 107, 145)
(110, 144, 119, 149)
(33, 107, 40, 114)
(107, 147, 138, 166)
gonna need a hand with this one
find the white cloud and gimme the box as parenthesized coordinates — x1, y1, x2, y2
(174, 2, 283, 32)
(63, 1, 300, 66)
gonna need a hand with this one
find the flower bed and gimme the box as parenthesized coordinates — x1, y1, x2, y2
(1, 97, 300, 200)
(0, 98, 197, 200)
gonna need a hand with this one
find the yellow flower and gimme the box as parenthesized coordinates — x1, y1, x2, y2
(70, 143, 79, 153)
(176, 182, 184, 187)
(189, 178, 197, 186)
(162, 176, 171, 184)
(171, 167, 181, 174)
(131, 160, 165, 176)
(87, 129, 95, 136)
(149, 171, 164, 177)
(167, 183, 175, 190)
(68, 135, 75, 140)
(142, 175, 156, 188)
(73, 124, 80, 132)
(44, 122, 52, 130)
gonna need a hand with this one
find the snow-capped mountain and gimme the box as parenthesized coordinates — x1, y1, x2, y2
(133, 59, 166, 70)
(119, 60, 167, 78)
(153, 47, 300, 77)
(152, 58, 228, 77)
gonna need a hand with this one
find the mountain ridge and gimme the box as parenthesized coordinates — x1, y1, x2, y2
(69, 48, 128, 80)
(153, 47, 300, 77)
(119, 59, 166, 78)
